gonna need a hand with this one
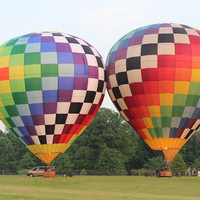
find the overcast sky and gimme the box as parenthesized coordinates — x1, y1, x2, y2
(0, 0, 199, 131)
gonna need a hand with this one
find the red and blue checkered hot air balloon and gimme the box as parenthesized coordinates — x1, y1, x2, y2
(0, 32, 106, 164)
(106, 23, 200, 162)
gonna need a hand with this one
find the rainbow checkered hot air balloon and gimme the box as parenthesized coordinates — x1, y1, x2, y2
(0, 32, 106, 164)
(106, 23, 200, 162)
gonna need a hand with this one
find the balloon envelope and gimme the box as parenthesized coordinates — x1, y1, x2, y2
(0, 32, 106, 163)
(106, 23, 200, 162)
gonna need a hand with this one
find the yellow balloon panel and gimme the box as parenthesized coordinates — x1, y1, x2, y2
(27, 143, 71, 163)
(27, 143, 71, 154)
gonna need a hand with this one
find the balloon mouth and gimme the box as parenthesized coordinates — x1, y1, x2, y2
(36, 153, 59, 164)
(162, 148, 180, 163)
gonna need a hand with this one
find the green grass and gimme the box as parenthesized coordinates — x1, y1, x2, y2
(0, 176, 200, 200)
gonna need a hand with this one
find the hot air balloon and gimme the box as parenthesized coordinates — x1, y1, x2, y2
(106, 23, 200, 163)
(0, 32, 106, 164)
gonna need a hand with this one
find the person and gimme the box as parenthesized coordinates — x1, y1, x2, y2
(151, 172, 155, 177)
(177, 171, 181, 177)
(192, 168, 196, 176)
(156, 168, 160, 177)
(186, 167, 191, 176)
(188, 166, 191, 176)
(160, 167, 164, 171)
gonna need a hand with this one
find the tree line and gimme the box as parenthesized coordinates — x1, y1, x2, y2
(0, 108, 200, 175)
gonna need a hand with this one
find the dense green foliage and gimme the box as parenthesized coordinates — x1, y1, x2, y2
(171, 154, 187, 174)
(0, 108, 200, 174)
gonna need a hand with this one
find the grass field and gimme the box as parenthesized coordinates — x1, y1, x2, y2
(0, 175, 199, 200)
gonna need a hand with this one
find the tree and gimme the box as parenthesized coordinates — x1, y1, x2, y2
(5, 130, 28, 161)
(127, 137, 158, 170)
(171, 153, 187, 174)
(180, 131, 200, 166)
(53, 153, 73, 173)
(0, 136, 17, 170)
(96, 147, 127, 175)
(6, 130, 43, 167)
(18, 152, 36, 170)
(196, 160, 200, 171)
(1, 107, 200, 173)
(72, 146, 96, 170)
(143, 156, 164, 171)
(0, 130, 4, 137)
(69, 108, 139, 171)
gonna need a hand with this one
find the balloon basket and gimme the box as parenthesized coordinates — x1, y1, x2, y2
(160, 171, 173, 177)
(44, 171, 55, 178)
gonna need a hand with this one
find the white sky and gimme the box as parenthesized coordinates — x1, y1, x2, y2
(0, 0, 199, 131)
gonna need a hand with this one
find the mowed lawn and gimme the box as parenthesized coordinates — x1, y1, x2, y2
(0, 175, 200, 200)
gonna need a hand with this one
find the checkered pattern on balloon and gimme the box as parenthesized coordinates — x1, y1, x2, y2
(106, 23, 200, 162)
(0, 32, 106, 163)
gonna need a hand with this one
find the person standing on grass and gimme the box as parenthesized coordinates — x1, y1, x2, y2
(192, 168, 196, 176)
(186, 168, 189, 176)
(188, 166, 191, 176)
(156, 168, 160, 177)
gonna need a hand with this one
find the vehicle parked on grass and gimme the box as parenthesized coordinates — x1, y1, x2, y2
(27, 166, 45, 177)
